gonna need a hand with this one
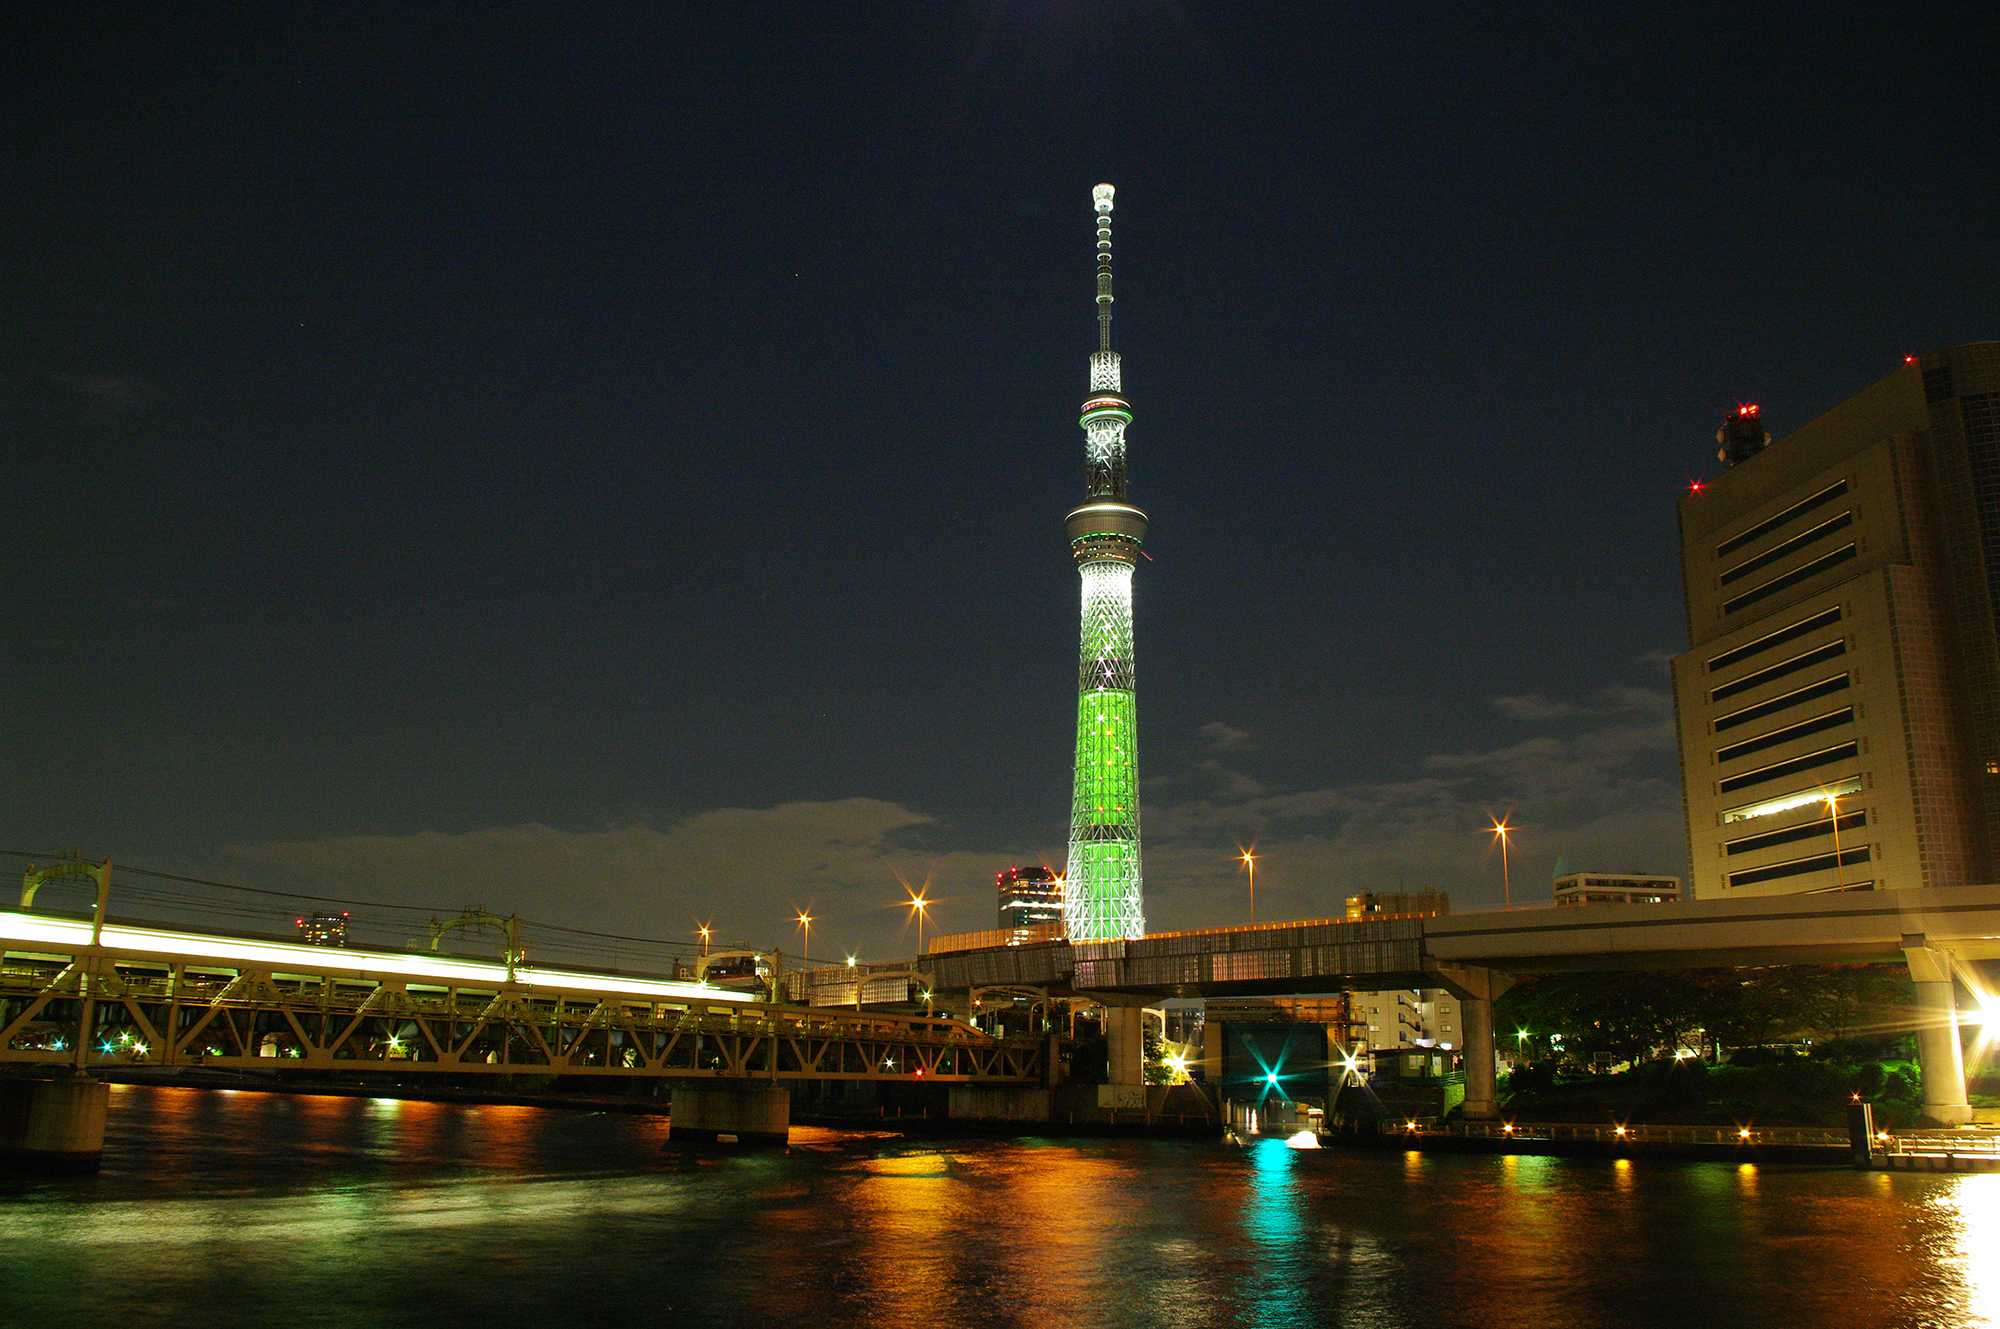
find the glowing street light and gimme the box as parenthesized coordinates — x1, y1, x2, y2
(1488, 818, 1514, 906)
(1238, 849, 1258, 925)
(796, 910, 814, 966)
(907, 893, 930, 959)
(1823, 789, 1847, 888)
(698, 925, 711, 957)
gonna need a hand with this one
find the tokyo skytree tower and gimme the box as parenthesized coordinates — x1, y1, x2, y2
(1063, 184, 1149, 941)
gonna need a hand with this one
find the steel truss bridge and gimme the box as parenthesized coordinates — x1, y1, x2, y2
(0, 909, 1044, 1086)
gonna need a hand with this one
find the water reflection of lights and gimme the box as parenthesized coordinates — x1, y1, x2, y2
(1940, 1174, 2000, 1326)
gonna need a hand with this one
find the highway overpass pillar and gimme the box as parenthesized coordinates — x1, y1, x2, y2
(1431, 963, 1512, 1121)
(0, 1075, 108, 1173)
(668, 1083, 790, 1145)
(1903, 943, 1972, 1126)
(1103, 1003, 1147, 1087)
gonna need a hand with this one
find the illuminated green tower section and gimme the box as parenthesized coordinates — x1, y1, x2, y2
(1064, 184, 1148, 941)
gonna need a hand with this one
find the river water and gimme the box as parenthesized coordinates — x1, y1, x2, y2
(0, 1084, 1992, 1328)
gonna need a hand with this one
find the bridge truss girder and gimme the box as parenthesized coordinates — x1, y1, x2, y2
(1, 953, 1042, 1085)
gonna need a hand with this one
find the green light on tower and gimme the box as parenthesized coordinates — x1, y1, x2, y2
(1062, 184, 1148, 942)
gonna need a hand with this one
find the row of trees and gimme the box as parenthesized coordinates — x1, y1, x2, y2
(1494, 963, 1915, 1067)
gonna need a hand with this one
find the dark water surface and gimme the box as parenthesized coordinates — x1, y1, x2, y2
(0, 1084, 1993, 1328)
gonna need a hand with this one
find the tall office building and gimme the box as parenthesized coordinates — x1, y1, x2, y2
(996, 865, 1064, 931)
(1672, 342, 2000, 898)
(1063, 184, 1150, 940)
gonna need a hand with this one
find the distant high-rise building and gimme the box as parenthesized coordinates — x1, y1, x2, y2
(996, 865, 1064, 932)
(1344, 891, 1450, 920)
(1672, 342, 2000, 898)
(1551, 872, 1681, 907)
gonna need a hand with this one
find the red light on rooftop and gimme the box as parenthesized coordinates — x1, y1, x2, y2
(1906, 355, 1917, 363)
(1740, 404, 1758, 415)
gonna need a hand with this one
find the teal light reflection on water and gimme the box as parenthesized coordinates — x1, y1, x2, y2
(1239, 1138, 1313, 1328)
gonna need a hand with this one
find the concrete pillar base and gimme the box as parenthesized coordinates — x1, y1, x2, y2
(1905, 944, 1972, 1126)
(0, 1078, 109, 1174)
(1431, 963, 1512, 1121)
(1101, 1002, 1147, 1088)
(668, 1084, 789, 1146)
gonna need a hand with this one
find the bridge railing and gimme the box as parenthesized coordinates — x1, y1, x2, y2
(1448, 1122, 1853, 1147)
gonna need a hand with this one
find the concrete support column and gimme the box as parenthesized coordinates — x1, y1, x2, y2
(0, 1077, 109, 1173)
(1459, 989, 1498, 1120)
(1904, 944, 1972, 1126)
(668, 1083, 790, 1145)
(1430, 962, 1512, 1122)
(1103, 1003, 1146, 1087)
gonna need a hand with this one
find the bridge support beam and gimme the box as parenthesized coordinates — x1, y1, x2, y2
(668, 1083, 790, 1146)
(0, 1076, 108, 1174)
(1430, 963, 1513, 1121)
(1904, 943, 1972, 1126)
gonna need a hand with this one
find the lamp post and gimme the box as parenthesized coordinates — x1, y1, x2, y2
(698, 925, 711, 957)
(1489, 818, 1513, 906)
(797, 910, 813, 970)
(1239, 849, 1258, 925)
(909, 894, 929, 959)
(1825, 791, 1846, 888)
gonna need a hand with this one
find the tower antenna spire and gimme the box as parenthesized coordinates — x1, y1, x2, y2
(1063, 184, 1149, 942)
(1094, 183, 1115, 352)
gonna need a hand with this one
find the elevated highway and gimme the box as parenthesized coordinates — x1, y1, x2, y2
(917, 884, 2000, 1124)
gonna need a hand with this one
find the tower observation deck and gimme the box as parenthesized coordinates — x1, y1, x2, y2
(1063, 184, 1148, 941)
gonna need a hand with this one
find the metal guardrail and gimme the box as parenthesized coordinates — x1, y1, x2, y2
(1881, 1132, 2000, 1155)
(1449, 1121, 1853, 1147)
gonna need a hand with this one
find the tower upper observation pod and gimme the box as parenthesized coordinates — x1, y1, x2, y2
(1063, 184, 1148, 943)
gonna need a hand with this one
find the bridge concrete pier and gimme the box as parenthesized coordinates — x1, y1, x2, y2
(0, 1076, 109, 1173)
(1904, 943, 1973, 1126)
(1432, 964, 1513, 1121)
(1088, 996, 1150, 1087)
(668, 1083, 790, 1145)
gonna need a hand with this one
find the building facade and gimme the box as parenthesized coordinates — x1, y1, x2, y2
(1551, 872, 1682, 907)
(996, 865, 1064, 933)
(1672, 342, 2000, 898)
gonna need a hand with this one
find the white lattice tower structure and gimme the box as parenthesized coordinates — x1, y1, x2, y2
(1063, 184, 1149, 941)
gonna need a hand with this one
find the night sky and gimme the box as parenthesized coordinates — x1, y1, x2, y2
(8, 5, 1997, 963)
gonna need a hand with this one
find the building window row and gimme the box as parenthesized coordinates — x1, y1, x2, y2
(1713, 706, 1856, 765)
(1718, 511, 1854, 587)
(1722, 543, 1859, 615)
(1724, 809, 1867, 856)
(1717, 741, 1860, 795)
(1726, 844, 1872, 890)
(1716, 479, 1850, 558)
(1714, 672, 1850, 733)
(1721, 774, 1864, 825)
(1711, 639, 1847, 704)
(1707, 605, 1844, 674)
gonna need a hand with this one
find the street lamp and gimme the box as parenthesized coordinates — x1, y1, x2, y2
(698, 925, 711, 957)
(797, 910, 814, 968)
(1488, 818, 1514, 906)
(908, 893, 929, 959)
(1824, 790, 1846, 888)
(1238, 849, 1258, 925)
